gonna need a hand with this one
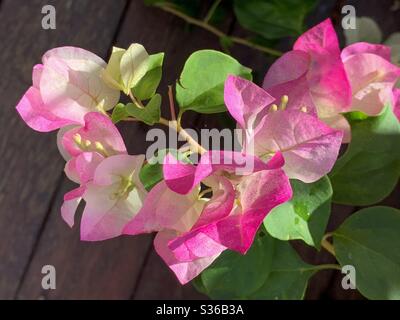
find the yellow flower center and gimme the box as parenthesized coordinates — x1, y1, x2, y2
(73, 133, 110, 157)
(111, 175, 135, 200)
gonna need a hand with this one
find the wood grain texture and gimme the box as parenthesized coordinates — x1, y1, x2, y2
(17, 178, 154, 299)
(2, 0, 399, 300)
(0, 0, 127, 299)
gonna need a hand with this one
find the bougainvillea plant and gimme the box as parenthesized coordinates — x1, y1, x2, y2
(16, 19, 400, 300)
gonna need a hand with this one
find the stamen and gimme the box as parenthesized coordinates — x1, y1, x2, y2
(300, 106, 308, 113)
(235, 198, 242, 208)
(280, 95, 289, 110)
(84, 140, 92, 148)
(270, 104, 278, 112)
(73, 133, 82, 146)
(112, 175, 135, 200)
(94, 142, 109, 157)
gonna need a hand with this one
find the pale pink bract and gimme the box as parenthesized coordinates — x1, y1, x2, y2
(261, 19, 400, 143)
(58, 112, 127, 229)
(224, 75, 343, 183)
(16, 47, 120, 132)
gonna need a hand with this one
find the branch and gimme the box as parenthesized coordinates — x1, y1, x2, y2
(321, 233, 336, 257)
(168, 85, 177, 121)
(155, 3, 282, 57)
(159, 117, 207, 155)
(203, 0, 222, 24)
(126, 88, 206, 155)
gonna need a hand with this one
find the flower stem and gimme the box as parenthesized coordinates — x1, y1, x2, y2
(129, 91, 145, 108)
(203, 0, 222, 23)
(315, 264, 342, 271)
(126, 88, 206, 155)
(154, 3, 282, 57)
(159, 117, 207, 155)
(177, 110, 183, 131)
(321, 232, 336, 257)
(168, 85, 177, 121)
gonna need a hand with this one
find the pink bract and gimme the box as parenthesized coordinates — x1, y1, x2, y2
(58, 112, 128, 229)
(261, 19, 400, 142)
(123, 150, 291, 283)
(123, 179, 227, 284)
(154, 230, 225, 285)
(59, 112, 127, 160)
(16, 47, 120, 131)
(225, 75, 343, 183)
(251, 109, 343, 183)
(58, 111, 126, 185)
(80, 154, 147, 241)
(341, 43, 400, 116)
(162, 151, 291, 254)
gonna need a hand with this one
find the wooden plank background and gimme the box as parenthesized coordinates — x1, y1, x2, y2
(0, 0, 398, 300)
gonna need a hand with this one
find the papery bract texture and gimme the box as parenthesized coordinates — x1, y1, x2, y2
(262, 19, 352, 140)
(59, 112, 127, 160)
(81, 154, 146, 241)
(16, 66, 71, 132)
(341, 44, 400, 116)
(58, 112, 128, 228)
(224, 75, 343, 182)
(224, 74, 275, 133)
(163, 151, 291, 255)
(341, 42, 392, 62)
(251, 110, 343, 183)
(163, 150, 284, 195)
(123, 181, 205, 235)
(16, 47, 120, 131)
(61, 186, 86, 228)
(292, 18, 352, 116)
(58, 112, 126, 182)
(168, 169, 292, 255)
(154, 230, 225, 285)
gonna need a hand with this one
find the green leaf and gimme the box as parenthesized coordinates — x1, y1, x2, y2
(111, 103, 130, 123)
(139, 161, 164, 191)
(344, 16, 383, 45)
(120, 43, 150, 94)
(329, 106, 400, 206)
(264, 177, 332, 249)
(198, 232, 323, 300)
(176, 50, 252, 114)
(132, 53, 164, 101)
(192, 277, 208, 295)
(126, 94, 161, 125)
(102, 46, 125, 91)
(333, 206, 400, 300)
(233, 0, 317, 40)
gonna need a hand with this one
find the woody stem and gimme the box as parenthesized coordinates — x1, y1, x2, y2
(159, 117, 207, 155)
(321, 232, 336, 257)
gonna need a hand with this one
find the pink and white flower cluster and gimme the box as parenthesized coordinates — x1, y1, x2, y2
(260, 19, 400, 142)
(15, 19, 400, 284)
